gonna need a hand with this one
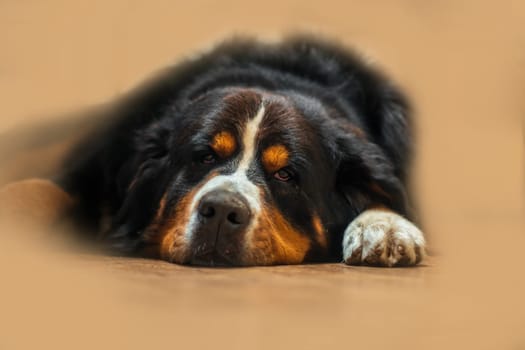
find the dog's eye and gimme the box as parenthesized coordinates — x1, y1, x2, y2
(274, 168, 294, 182)
(200, 153, 217, 164)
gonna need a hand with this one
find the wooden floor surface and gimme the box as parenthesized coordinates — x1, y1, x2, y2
(1, 229, 524, 350)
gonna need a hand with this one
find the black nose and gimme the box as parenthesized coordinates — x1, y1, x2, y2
(197, 190, 251, 228)
(192, 189, 252, 265)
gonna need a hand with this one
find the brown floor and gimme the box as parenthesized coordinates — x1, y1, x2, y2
(1, 236, 523, 350)
(0, 1, 524, 349)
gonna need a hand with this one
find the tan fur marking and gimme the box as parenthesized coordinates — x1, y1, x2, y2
(156, 195, 167, 221)
(245, 205, 310, 265)
(138, 193, 168, 257)
(153, 172, 220, 262)
(347, 124, 366, 139)
(210, 131, 237, 158)
(261, 144, 289, 173)
(312, 214, 327, 249)
(158, 188, 196, 263)
(369, 182, 392, 201)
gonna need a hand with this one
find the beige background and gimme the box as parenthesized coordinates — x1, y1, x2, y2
(0, 1, 524, 349)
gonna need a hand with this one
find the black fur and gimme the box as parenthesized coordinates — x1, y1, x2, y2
(60, 36, 413, 262)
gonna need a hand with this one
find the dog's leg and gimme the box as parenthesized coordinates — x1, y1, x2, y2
(342, 209, 425, 266)
(0, 178, 75, 229)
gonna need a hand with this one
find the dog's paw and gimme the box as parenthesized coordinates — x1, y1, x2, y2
(342, 209, 425, 267)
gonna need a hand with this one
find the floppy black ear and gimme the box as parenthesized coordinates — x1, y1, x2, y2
(114, 121, 171, 195)
(365, 88, 413, 184)
(335, 134, 411, 219)
(334, 56, 415, 217)
(343, 66, 413, 183)
(103, 120, 175, 252)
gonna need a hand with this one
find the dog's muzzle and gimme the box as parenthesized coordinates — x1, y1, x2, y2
(190, 189, 252, 266)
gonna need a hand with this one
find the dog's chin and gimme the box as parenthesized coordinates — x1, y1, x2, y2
(188, 252, 237, 267)
(188, 250, 237, 267)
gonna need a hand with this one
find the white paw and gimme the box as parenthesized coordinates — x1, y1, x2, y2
(342, 209, 425, 267)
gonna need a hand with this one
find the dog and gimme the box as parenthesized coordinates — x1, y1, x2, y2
(12, 36, 426, 267)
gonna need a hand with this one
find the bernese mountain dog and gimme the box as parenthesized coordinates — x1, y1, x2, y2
(53, 36, 426, 267)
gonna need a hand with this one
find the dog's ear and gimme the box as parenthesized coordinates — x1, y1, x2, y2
(342, 62, 413, 183)
(104, 121, 174, 253)
(335, 134, 410, 219)
(334, 60, 414, 217)
(114, 121, 172, 196)
(134, 120, 172, 160)
(363, 86, 413, 183)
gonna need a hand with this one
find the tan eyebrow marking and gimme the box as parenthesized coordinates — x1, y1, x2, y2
(210, 131, 237, 158)
(261, 144, 289, 173)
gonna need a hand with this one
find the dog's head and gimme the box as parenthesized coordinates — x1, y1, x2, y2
(106, 85, 409, 266)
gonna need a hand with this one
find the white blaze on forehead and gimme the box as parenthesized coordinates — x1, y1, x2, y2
(237, 104, 266, 171)
(184, 104, 266, 241)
